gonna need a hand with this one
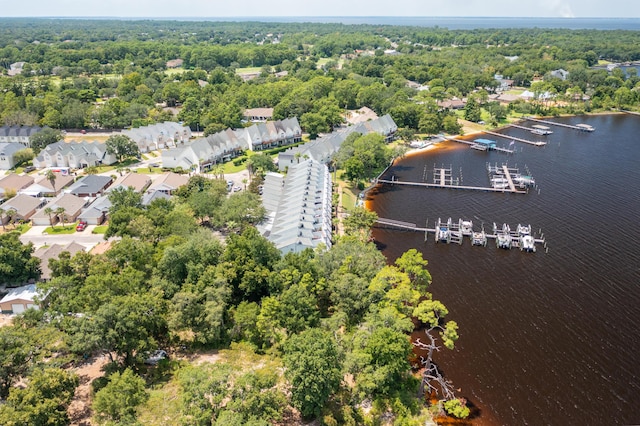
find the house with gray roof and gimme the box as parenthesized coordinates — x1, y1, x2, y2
(78, 195, 111, 225)
(0, 173, 35, 196)
(0, 126, 43, 147)
(277, 114, 397, 171)
(122, 122, 191, 153)
(142, 190, 171, 206)
(0, 194, 47, 224)
(20, 174, 75, 197)
(66, 175, 112, 197)
(0, 143, 26, 170)
(161, 118, 301, 171)
(33, 140, 116, 169)
(258, 159, 332, 254)
(32, 193, 90, 225)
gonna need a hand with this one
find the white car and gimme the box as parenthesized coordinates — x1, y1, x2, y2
(144, 350, 168, 365)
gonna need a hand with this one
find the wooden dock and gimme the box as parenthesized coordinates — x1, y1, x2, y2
(525, 117, 595, 132)
(444, 136, 514, 154)
(377, 177, 527, 194)
(502, 164, 517, 192)
(483, 130, 547, 146)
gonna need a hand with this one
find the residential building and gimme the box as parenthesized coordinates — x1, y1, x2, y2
(20, 174, 75, 197)
(33, 242, 85, 281)
(0, 143, 25, 169)
(0, 194, 46, 224)
(0, 126, 43, 147)
(277, 114, 397, 171)
(162, 118, 301, 171)
(78, 195, 111, 225)
(146, 172, 189, 196)
(33, 140, 117, 169)
(0, 173, 35, 196)
(122, 122, 192, 153)
(0, 284, 46, 314)
(66, 175, 112, 197)
(345, 107, 378, 125)
(243, 108, 274, 122)
(108, 173, 151, 193)
(258, 159, 332, 254)
(549, 69, 569, 81)
(32, 193, 89, 225)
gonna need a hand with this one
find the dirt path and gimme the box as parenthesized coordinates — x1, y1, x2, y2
(68, 354, 109, 426)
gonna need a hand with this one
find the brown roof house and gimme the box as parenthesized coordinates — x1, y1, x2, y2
(146, 172, 189, 196)
(243, 108, 274, 122)
(0, 173, 35, 197)
(108, 173, 151, 193)
(32, 193, 89, 226)
(20, 174, 75, 197)
(0, 284, 47, 314)
(0, 194, 46, 224)
(33, 242, 85, 281)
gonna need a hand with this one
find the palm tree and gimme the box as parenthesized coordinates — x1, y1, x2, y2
(0, 208, 5, 231)
(5, 208, 17, 228)
(55, 206, 66, 228)
(44, 207, 54, 227)
(45, 170, 57, 195)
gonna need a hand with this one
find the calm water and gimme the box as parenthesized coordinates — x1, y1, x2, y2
(189, 17, 640, 30)
(367, 114, 640, 425)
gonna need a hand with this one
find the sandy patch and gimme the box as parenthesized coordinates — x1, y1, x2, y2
(68, 354, 109, 426)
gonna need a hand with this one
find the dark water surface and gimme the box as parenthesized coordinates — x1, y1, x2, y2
(367, 114, 640, 425)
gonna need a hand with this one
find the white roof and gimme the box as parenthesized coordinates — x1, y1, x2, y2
(0, 284, 42, 303)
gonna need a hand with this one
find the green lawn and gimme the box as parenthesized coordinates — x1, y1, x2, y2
(235, 66, 262, 75)
(43, 224, 77, 234)
(92, 225, 108, 234)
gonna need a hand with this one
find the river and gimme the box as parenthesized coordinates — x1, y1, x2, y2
(366, 113, 640, 425)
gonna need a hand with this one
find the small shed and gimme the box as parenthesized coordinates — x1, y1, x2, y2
(0, 284, 45, 314)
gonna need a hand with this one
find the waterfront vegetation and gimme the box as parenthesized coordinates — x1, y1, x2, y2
(2, 18, 640, 424)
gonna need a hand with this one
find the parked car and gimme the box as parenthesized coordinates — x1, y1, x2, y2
(76, 221, 87, 231)
(23, 166, 36, 173)
(144, 349, 168, 365)
(232, 185, 242, 192)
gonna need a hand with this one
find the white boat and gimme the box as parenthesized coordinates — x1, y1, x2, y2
(460, 220, 474, 236)
(513, 175, 535, 187)
(495, 223, 512, 249)
(520, 235, 536, 252)
(472, 231, 487, 246)
(530, 128, 553, 136)
(437, 226, 450, 242)
(491, 177, 509, 189)
(517, 224, 532, 236)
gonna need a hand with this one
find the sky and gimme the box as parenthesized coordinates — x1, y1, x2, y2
(1, 0, 639, 18)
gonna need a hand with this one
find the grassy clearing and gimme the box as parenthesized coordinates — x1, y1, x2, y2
(165, 68, 186, 76)
(44, 224, 77, 234)
(235, 66, 262, 75)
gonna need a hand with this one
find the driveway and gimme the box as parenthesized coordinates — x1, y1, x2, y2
(19, 225, 108, 250)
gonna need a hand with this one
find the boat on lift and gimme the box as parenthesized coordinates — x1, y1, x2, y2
(436, 218, 452, 243)
(494, 223, 512, 249)
(520, 234, 536, 252)
(472, 230, 487, 246)
(460, 220, 474, 236)
(513, 175, 536, 187)
(517, 224, 532, 236)
(491, 177, 509, 189)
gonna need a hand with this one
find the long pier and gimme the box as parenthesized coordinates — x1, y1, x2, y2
(377, 178, 527, 194)
(375, 217, 547, 252)
(525, 117, 595, 132)
(444, 136, 514, 154)
(483, 130, 547, 146)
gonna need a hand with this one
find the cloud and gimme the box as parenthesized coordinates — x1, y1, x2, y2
(542, 0, 576, 18)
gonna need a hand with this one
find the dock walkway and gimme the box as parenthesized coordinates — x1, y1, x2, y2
(483, 130, 547, 146)
(377, 178, 527, 194)
(525, 117, 595, 132)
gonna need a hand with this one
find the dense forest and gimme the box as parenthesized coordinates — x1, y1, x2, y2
(1, 19, 640, 135)
(2, 19, 640, 425)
